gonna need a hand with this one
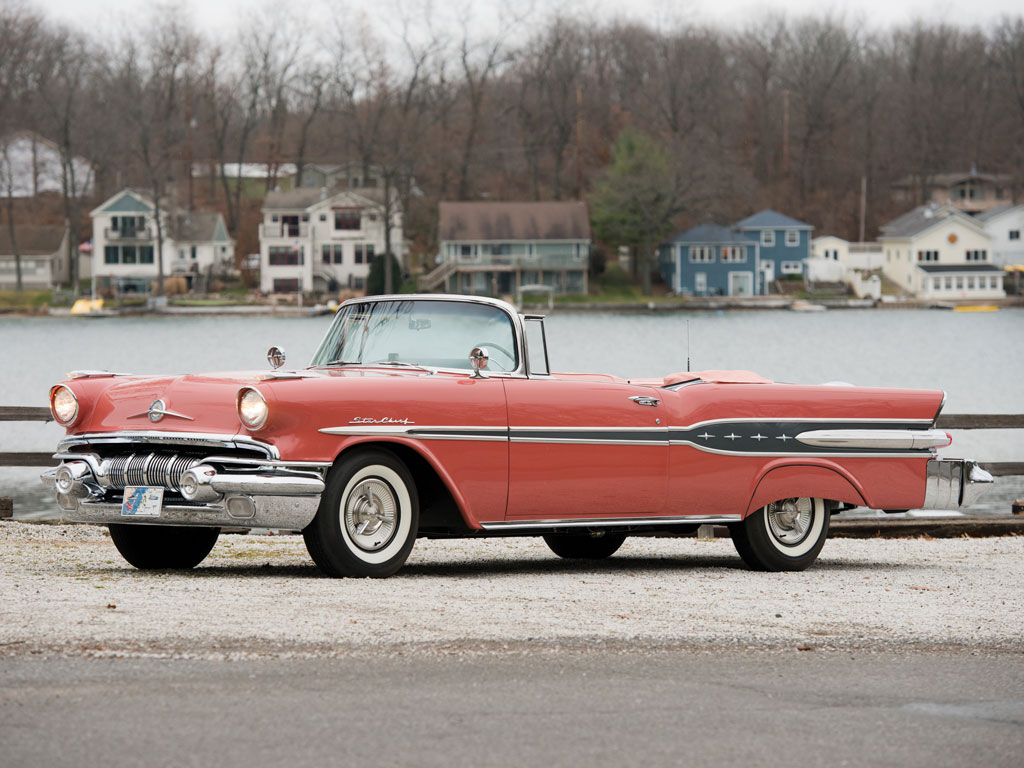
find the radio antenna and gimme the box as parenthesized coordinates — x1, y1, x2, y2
(686, 320, 691, 372)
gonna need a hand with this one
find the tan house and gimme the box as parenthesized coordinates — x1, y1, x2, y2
(879, 205, 1003, 299)
(0, 226, 70, 289)
(425, 201, 591, 296)
(891, 170, 1015, 214)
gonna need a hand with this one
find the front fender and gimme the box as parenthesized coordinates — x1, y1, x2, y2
(745, 462, 867, 517)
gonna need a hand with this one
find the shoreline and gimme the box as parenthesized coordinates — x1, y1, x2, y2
(0, 295, 1020, 318)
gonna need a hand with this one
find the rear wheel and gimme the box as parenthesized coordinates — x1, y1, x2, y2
(303, 449, 419, 578)
(730, 497, 829, 571)
(107, 524, 220, 570)
(543, 531, 627, 559)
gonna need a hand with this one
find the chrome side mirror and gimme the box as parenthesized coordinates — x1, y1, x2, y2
(267, 346, 286, 369)
(469, 347, 489, 378)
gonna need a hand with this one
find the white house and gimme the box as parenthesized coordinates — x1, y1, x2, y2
(0, 226, 70, 289)
(807, 236, 848, 282)
(0, 131, 94, 198)
(879, 205, 1003, 299)
(258, 187, 402, 294)
(975, 205, 1024, 267)
(90, 189, 235, 294)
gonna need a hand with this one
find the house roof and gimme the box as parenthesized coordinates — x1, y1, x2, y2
(91, 189, 154, 216)
(664, 223, 750, 245)
(168, 211, 229, 243)
(892, 171, 1014, 188)
(918, 264, 1003, 274)
(974, 205, 1022, 223)
(0, 226, 66, 256)
(737, 209, 812, 230)
(879, 205, 985, 239)
(439, 201, 591, 241)
(263, 187, 387, 211)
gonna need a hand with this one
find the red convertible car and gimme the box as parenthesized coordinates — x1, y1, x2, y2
(43, 294, 992, 577)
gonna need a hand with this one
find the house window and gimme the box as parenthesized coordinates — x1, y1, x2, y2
(352, 276, 365, 291)
(190, 246, 197, 260)
(785, 229, 799, 246)
(104, 246, 119, 264)
(334, 245, 343, 264)
(721, 247, 746, 263)
(354, 244, 374, 264)
(459, 244, 477, 262)
(965, 250, 987, 261)
(955, 276, 964, 289)
(140, 246, 154, 264)
(944, 276, 953, 289)
(334, 210, 361, 230)
(322, 245, 331, 264)
(689, 246, 714, 263)
(122, 246, 137, 264)
(761, 230, 775, 247)
(268, 246, 302, 266)
(694, 272, 707, 294)
(967, 276, 975, 289)
(917, 250, 938, 262)
(272, 214, 279, 223)
(302, 214, 309, 222)
(1009, 230, 1020, 241)
(780, 261, 803, 274)
(320, 214, 327, 222)
(932, 278, 942, 291)
(273, 278, 299, 293)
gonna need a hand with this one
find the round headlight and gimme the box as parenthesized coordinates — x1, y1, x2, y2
(238, 387, 268, 429)
(51, 386, 79, 425)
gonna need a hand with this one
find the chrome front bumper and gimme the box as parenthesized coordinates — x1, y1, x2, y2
(41, 460, 325, 529)
(921, 459, 994, 510)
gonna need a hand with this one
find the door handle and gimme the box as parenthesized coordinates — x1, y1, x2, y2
(629, 395, 660, 407)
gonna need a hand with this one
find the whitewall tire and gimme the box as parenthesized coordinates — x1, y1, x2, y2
(730, 497, 829, 571)
(304, 450, 419, 578)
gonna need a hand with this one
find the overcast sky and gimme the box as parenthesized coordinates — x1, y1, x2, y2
(28, 0, 1024, 42)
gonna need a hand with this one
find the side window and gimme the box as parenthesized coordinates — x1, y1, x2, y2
(523, 317, 549, 376)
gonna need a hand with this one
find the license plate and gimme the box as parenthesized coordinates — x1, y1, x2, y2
(121, 486, 164, 517)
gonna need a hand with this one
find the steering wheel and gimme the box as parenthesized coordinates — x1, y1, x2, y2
(472, 341, 516, 371)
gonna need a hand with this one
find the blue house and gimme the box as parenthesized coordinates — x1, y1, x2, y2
(659, 209, 813, 296)
(658, 223, 758, 296)
(736, 210, 813, 293)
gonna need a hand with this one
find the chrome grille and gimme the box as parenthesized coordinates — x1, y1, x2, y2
(104, 452, 200, 491)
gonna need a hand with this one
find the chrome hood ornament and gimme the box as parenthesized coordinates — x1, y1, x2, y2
(128, 399, 195, 423)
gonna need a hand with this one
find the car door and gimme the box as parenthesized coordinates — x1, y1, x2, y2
(502, 377, 669, 520)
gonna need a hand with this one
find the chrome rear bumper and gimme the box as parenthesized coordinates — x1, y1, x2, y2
(921, 459, 994, 510)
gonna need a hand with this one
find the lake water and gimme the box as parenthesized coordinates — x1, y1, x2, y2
(2, 307, 1022, 517)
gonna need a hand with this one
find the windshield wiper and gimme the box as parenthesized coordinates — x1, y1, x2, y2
(321, 360, 362, 367)
(370, 360, 435, 373)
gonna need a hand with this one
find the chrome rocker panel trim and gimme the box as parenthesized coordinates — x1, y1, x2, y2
(921, 459, 994, 510)
(479, 514, 742, 530)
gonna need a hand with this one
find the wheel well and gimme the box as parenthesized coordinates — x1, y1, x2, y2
(333, 442, 470, 535)
(746, 464, 866, 517)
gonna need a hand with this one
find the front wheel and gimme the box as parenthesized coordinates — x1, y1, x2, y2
(108, 524, 220, 570)
(543, 531, 627, 559)
(730, 497, 829, 571)
(303, 450, 419, 578)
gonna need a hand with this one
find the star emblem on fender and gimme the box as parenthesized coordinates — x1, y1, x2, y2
(698, 432, 713, 440)
(724, 433, 739, 440)
(751, 434, 767, 441)
(777, 434, 791, 442)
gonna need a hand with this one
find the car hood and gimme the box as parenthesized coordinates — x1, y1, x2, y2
(64, 372, 270, 436)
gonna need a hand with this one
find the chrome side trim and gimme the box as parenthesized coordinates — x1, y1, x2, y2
(668, 443, 930, 458)
(795, 429, 951, 450)
(66, 370, 133, 379)
(479, 514, 742, 530)
(319, 425, 508, 442)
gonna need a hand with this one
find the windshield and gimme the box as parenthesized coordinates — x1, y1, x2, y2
(310, 299, 518, 372)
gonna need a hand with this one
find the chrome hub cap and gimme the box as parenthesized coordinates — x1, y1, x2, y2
(767, 497, 813, 545)
(344, 478, 398, 551)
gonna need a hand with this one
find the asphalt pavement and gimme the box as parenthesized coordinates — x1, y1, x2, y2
(2, 650, 1022, 768)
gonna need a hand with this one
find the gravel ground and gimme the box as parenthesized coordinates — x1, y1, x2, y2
(1, 521, 1022, 659)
